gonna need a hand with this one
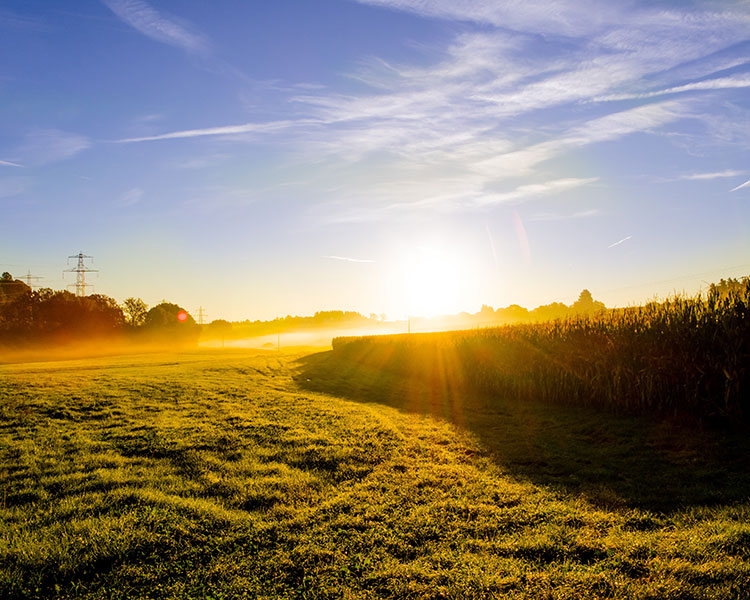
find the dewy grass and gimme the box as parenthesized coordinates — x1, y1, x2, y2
(1, 349, 749, 599)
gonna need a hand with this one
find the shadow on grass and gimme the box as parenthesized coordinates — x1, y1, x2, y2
(294, 350, 750, 514)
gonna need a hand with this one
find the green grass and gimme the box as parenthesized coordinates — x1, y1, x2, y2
(1, 349, 749, 598)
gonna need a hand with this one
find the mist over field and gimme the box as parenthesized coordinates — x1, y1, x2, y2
(198, 327, 396, 351)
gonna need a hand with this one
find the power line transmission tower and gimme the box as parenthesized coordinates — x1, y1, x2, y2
(195, 306, 207, 325)
(63, 252, 98, 297)
(23, 269, 43, 288)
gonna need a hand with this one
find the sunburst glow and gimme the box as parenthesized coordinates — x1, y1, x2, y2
(394, 245, 476, 318)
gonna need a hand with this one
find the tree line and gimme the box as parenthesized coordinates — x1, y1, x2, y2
(1, 268, 617, 347)
(0, 272, 196, 347)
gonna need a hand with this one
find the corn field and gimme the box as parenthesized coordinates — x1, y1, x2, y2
(332, 281, 750, 423)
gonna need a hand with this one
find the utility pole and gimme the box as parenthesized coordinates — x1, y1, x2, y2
(195, 306, 207, 325)
(23, 269, 43, 288)
(63, 252, 98, 297)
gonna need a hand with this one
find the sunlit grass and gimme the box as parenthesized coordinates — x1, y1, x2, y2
(1, 349, 749, 598)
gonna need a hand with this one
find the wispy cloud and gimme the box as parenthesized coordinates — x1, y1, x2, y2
(324, 176, 598, 223)
(332, 1, 748, 144)
(473, 101, 686, 176)
(678, 170, 743, 181)
(608, 235, 632, 248)
(530, 209, 599, 222)
(116, 120, 303, 143)
(101, 0, 209, 54)
(107, 0, 750, 221)
(279, 9, 716, 187)
(324, 255, 376, 263)
(0, 159, 24, 168)
(594, 73, 750, 102)
(473, 178, 600, 208)
(116, 187, 143, 206)
(353, 0, 621, 37)
(17, 129, 91, 166)
(0, 7, 48, 31)
(281, 69, 690, 222)
(0, 177, 29, 198)
(171, 154, 230, 170)
(730, 180, 750, 192)
(182, 180, 310, 213)
(133, 113, 163, 123)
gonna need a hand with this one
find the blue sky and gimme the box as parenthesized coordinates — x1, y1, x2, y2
(1, 0, 749, 320)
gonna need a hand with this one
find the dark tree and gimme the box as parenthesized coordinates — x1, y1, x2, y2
(532, 302, 570, 322)
(123, 297, 148, 326)
(571, 289, 606, 315)
(144, 302, 196, 327)
(1, 284, 124, 345)
(143, 302, 199, 343)
(709, 277, 749, 299)
(0, 272, 31, 304)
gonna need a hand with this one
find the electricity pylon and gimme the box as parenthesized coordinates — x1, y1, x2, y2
(23, 269, 43, 288)
(63, 252, 98, 297)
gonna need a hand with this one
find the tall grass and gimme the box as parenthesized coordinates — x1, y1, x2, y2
(333, 281, 750, 422)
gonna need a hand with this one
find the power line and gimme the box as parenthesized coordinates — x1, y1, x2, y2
(23, 269, 43, 289)
(195, 306, 207, 325)
(63, 252, 98, 297)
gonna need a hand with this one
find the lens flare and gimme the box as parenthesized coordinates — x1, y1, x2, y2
(177, 310, 188, 322)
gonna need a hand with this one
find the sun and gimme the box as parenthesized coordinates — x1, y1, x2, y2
(395, 245, 475, 318)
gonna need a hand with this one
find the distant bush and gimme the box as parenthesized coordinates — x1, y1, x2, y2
(333, 280, 750, 424)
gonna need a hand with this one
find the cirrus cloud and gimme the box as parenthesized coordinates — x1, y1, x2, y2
(102, 0, 209, 54)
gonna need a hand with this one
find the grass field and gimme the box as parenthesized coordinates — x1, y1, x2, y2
(1, 348, 749, 599)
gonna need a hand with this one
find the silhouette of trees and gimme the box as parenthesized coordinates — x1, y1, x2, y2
(495, 304, 530, 323)
(0, 271, 209, 350)
(123, 297, 148, 326)
(0, 275, 33, 333)
(486, 291, 605, 325)
(0, 282, 124, 345)
(1, 266, 618, 350)
(207, 319, 232, 345)
(531, 302, 569, 322)
(142, 302, 199, 342)
(570, 289, 606, 315)
(144, 302, 195, 327)
(0, 272, 31, 304)
(709, 277, 748, 299)
(208, 319, 231, 335)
